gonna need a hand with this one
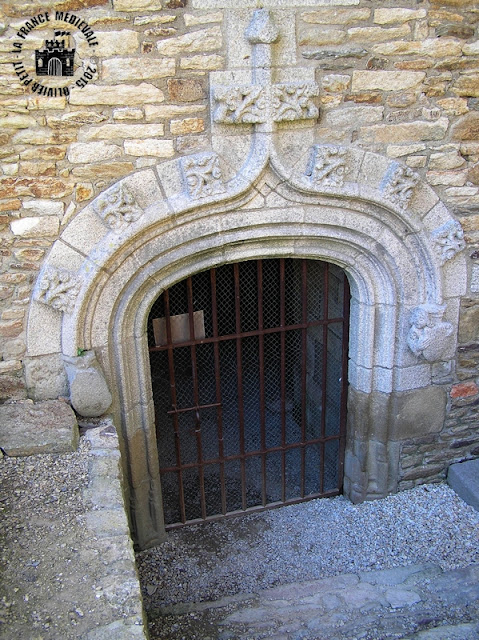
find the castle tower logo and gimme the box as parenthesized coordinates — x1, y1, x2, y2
(9, 11, 99, 99)
(35, 31, 75, 77)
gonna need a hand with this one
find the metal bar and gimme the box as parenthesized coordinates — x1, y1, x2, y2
(279, 258, 286, 502)
(338, 272, 350, 491)
(167, 402, 221, 416)
(159, 434, 343, 472)
(320, 262, 329, 494)
(163, 288, 186, 524)
(164, 488, 341, 530)
(300, 260, 308, 498)
(148, 317, 346, 352)
(187, 277, 207, 520)
(210, 268, 227, 515)
(234, 262, 247, 511)
(257, 260, 267, 506)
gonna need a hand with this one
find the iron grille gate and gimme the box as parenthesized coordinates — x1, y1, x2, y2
(148, 259, 350, 529)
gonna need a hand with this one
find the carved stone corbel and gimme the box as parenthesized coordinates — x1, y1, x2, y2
(407, 304, 454, 362)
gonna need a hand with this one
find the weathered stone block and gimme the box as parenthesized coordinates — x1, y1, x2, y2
(157, 26, 222, 56)
(352, 70, 425, 92)
(301, 8, 369, 24)
(114, 0, 162, 9)
(102, 58, 175, 82)
(374, 8, 426, 24)
(167, 78, 206, 102)
(452, 113, 479, 140)
(360, 118, 449, 144)
(170, 117, 205, 135)
(63, 351, 112, 418)
(82, 124, 165, 141)
(124, 139, 175, 157)
(69, 84, 165, 106)
(75, 30, 139, 57)
(0, 400, 78, 456)
(180, 54, 225, 70)
(68, 142, 122, 164)
(390, 387, 447, 441)
(10, 216, 59, 238)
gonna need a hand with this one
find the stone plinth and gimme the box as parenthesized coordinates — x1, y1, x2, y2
(0, 400, 79, 456)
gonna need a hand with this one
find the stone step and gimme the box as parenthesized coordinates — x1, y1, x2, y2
(149, 563, 479, 639)
(448, 458, 479, 513)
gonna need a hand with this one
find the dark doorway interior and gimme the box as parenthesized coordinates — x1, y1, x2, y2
(148, 259, 350, 529)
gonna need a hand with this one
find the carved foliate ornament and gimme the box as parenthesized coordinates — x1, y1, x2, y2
(212, 85, 266, 124)
(35, 266, 81, 314)
(181, 152, 226, 200)
(95, 183, 143, 231)
(272, 84, 319, 122)
(407, 304, 454, 362)
(431, 220, 466, 265)
(306, 145, 347, 187)
(383, 165, 419, 209)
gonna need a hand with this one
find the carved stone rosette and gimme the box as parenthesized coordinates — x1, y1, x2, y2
(94, 182, 143, 231)
(35, 266, 81, 314)
(272, 83, 319, 122)
(306, 145, 347, 187)
(212, 85, 266, 124)
(431, 220, 466, 265)
(383, 165, 419, 209)
(181, 152, 226, 200)
(407, 303, 454, 362)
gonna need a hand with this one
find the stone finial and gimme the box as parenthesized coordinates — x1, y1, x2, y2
(180, 152, 226, 200)
(306, 145, 347, 187)
(431, 220, 466, 265)
(245, 8, 279, 45)
(94, 182, 143, 232)
(407, 303, 454, 362)
(35, 265, 81, 314)
(382, 164, 419, 209)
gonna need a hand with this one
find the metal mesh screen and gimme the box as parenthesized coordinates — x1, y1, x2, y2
(148, 259, 350, 528)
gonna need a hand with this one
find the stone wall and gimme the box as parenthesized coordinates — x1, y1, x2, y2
(1, 0, 479, 497)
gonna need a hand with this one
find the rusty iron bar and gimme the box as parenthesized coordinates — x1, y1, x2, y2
(149, 317, 345, 352)
(163, 288, 187, 524)
(158, 433, 343, 472)
(257, 260, 267, 507)
(210, 268, 227, 515)
(234, 262, 247, 511)
(300, 259, 308, 498)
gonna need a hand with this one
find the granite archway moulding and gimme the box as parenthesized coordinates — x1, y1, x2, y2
(25, 137, 467, 548)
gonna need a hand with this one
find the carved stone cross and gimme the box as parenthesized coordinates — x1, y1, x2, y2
(212, 9, 319, 133)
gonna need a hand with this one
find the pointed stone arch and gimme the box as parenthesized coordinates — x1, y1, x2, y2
(26, 145, 466, 548)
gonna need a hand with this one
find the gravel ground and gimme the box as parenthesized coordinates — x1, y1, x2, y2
(136, 483, 479, 612)
(0, 441, 93, 638)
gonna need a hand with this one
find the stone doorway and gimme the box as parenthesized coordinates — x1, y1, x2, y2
(148, 258, 350, 528)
